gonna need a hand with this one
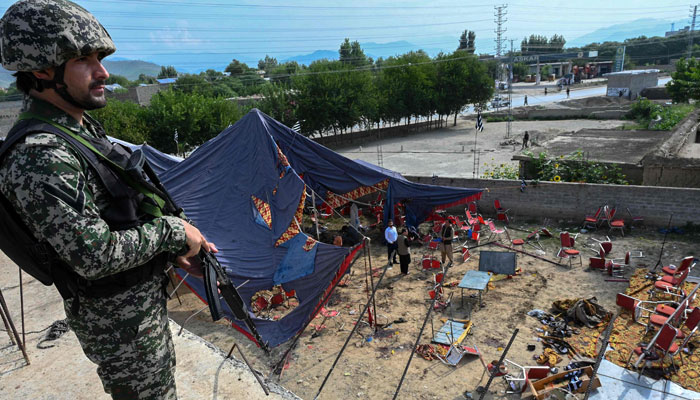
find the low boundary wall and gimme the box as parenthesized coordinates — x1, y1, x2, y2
(405, 176, 700, 227)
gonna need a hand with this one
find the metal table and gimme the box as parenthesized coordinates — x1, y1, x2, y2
(458, 270, 490, 307)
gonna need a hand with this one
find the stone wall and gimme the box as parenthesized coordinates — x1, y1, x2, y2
(405, 176, 700, 227)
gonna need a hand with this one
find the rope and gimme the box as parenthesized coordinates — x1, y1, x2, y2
(314, 260, 390, 400)
(36, 319, 70, 349)
(392, 261, 456, 399)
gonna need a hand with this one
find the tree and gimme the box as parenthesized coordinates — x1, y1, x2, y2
(667, 57, 700, 103)
(136, 74, 157, 84)
(512, 63, 529, 80)
(257, 55, 278, 72)
(434, 51, 493, 126)
(268, 61, 301, 84)
(157, 65, 178, 79)
(90, 99, 149, 144)
(105, 74, 131, 87)
(339, 38, 369, 67)
(225, 59, 249, 75)
(458, 30, 476, 53)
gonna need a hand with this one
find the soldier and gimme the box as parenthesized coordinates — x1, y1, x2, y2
(0, 0, 214, 398)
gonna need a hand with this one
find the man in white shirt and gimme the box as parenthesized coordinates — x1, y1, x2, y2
(384, 220, 398, 265)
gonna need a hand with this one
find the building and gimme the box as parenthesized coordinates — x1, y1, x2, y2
(604, 69, 659, 100)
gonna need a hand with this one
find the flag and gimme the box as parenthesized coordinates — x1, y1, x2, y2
(292, 121, 301, 132)
(475, 110, 484, 132)
(174, 129, 179, 143)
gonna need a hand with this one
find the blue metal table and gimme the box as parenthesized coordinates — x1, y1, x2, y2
(458, 270, 490, 307)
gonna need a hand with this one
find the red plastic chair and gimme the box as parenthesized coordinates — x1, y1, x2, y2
(662, 256, 695, 276)
(486, 220, 506, 242)
(652, 269, 690, 300)
(606, 207, 626, 236)
(582, 207, 602, 230)
(465, 209, 478, 225)
(589, 247, 610, 270)
(505, 227, 524, 246)
(494, 199, 510, 224)
(462, 247, 471, 263)
(607, 251, 630, 277)
(626, 324, 678, 378)
(557, 231, 582, 268)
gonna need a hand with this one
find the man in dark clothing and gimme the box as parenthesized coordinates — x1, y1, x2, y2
(566, 87, 570, 97)
(522, 131, 530, 149)
(440, 220, 454, 266)
(396, 228, 411, 275)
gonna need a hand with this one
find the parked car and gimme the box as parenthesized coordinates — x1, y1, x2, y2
(491, 95, 510, 108)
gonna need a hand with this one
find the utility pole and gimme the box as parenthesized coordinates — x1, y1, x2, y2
(688, 5, 698, 59)
(494, 4, 508, 110)
(507, 39, 514, 139)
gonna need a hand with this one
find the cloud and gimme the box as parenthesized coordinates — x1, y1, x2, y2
(149, 21, 205, 49)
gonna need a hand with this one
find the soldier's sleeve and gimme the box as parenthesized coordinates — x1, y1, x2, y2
(1, 133, 187, 280)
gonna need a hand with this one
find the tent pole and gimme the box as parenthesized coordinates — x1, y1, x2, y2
(271, 242, 366, 378)
(392, 262, 455, 399)
(312, 192, 320, 240)
(314, 257, 390, 400)
(367, 240, 377, 332)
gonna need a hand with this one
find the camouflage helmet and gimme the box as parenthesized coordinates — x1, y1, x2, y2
(0, 0, 116, 71)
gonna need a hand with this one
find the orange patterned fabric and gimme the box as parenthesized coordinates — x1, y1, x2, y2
(251, 195, 272, 228)
(604, 269, 700, 392)
(303, 236, 318, 251)
(275, 189, 307, 247)
(277, 146, 290, 167)
(325, 179, 389, 210)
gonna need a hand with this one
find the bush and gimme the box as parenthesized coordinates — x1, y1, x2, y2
(482, 162, 519, 179)
(627, 98, 694, 130)
(524, 150, 628, 185)
(90, 99, 149, 144)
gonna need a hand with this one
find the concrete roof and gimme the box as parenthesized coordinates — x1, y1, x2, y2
(516, 128, 672, 165)
(604, 69, 659, 76)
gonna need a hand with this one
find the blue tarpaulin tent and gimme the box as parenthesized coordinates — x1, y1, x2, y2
(264, 110, 483, 227)
(158, 111, 354, 348)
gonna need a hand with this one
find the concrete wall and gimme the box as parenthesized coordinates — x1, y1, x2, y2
(405, 175, 700, 227)
(313, 121, 433, 149)
(606, 72, 659, 100)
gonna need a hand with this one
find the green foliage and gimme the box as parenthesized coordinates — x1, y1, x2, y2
(458, 30, 476, 53)
(136, 74, 157, 85)
(90, 99, 149, 144)
(512, 63, 529, 79)
(667, 58, 700, 103)
(225, 59, 250, 75)
(521, 34, 566, 55)
(157, 65, 178, 79)
(105, 74, 132, 87)
(524, 150, 628, 185)
(627, 98, 694, 130)
(482, 162, 519, 179)
(257, 83, 297, 128)
(93, 90, 243, 153)
(339, 38, 370, 67)
(540, 64, 552, 77)
(257, 55, 278, 72)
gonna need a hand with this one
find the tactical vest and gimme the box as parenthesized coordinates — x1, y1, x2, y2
(0, 113, 176, 301)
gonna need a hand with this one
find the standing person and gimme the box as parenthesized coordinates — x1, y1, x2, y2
(566, 87, 570, 98)
(396, 228, 411, 275)
(440, 219, 455, 266)
(384, 220, 398, 265)
(544, 87, 548, 96)
(524, 95, 528, 105)
(522, 131, 530, 149)
(0, 1, 215, 398)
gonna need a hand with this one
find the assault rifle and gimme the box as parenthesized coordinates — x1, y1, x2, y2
(125, 149, 270, 354)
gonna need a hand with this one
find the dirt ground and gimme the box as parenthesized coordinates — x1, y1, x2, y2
(166, 215, 699, 400)
(335, 117, 627, 179)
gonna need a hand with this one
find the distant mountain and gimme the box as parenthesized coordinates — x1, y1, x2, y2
(102, 59, 161, 80)
(568, 18, 685, 47)
(281, 40, 450, 66)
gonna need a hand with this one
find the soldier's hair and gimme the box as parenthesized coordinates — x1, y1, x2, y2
(14, 71, 44, 94)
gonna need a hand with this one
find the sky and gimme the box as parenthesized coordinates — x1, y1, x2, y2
(0, 0, 695, 71)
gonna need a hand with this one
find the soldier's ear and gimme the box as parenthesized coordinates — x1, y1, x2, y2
(32, 68, 55, 81)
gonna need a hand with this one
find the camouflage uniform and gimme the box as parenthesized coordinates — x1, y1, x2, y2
(0, 2, 187, 397)
(0, 96, 186, 399)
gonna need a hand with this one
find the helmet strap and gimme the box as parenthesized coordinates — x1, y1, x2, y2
(40, 63, 90, 110)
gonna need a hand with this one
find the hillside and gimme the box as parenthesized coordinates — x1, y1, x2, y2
(569, 18, 684, 47)
(102, 59, 161, 80)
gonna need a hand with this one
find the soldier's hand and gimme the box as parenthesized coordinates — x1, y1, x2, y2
(177, 220, 218, 277)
